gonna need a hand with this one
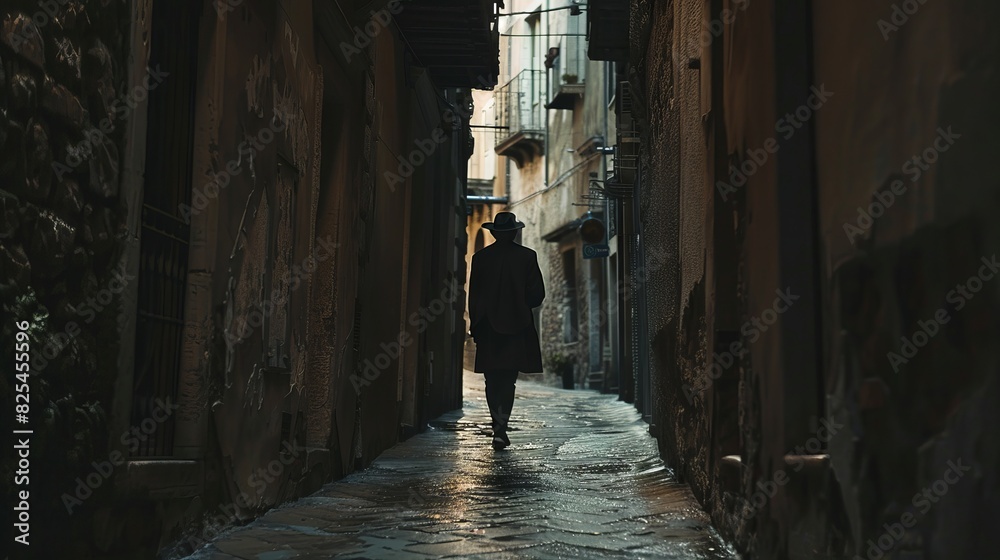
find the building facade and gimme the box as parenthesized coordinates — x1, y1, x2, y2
(466, 0, 621, 392)
(589, 0, 1000, 558)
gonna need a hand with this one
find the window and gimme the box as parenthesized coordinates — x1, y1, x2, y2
(131, 0, 201, 457)
(527, 14, 541, 109)
(528, 16, 539, 65)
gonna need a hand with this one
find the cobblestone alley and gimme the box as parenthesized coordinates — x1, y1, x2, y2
(181, 372, 738, 559)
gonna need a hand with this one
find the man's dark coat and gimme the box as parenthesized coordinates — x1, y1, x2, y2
(469, 240, 545, 372)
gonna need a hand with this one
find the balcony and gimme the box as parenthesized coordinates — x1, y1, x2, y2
(494, 69, 545, 167)
(605, 80, 638, 198)
(393, 0, 501, 87)
(467, 178, 493, 198)
(587, 0, 629, 62)
(546, 30, 587, 110)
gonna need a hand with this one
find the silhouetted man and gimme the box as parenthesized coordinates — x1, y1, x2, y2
(469, 212, 545, 451)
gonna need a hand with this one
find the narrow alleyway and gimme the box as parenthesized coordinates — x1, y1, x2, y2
(183, 372, 737, 559)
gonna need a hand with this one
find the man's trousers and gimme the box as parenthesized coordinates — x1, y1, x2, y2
(484, 370, 518, 434)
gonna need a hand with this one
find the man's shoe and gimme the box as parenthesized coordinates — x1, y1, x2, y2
(498, 430, 510, 446)
(492, 436, 508, 450)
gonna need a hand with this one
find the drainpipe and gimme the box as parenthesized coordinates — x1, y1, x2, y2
(543, 0, 550, 189)
(602, 61, 612, 393)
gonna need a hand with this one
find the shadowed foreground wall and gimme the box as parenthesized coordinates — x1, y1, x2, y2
(0, 0, 132, 553)
(629, 0, 1000, 558)
(1, 0, 471, 557)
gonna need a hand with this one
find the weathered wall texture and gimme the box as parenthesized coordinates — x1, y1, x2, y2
(195, 0, 323, 527)
(629, 0, 1000, 558)
(165, 0, 471, 555)
(628, 0, 686, 463)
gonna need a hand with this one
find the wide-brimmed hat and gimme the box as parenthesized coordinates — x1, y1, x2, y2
(482, 211, 525, 231)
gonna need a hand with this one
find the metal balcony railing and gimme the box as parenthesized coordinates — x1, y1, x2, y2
(467, 178, 494, 198)
(494, 69, 545, 166)
(605, 80, 638, 198)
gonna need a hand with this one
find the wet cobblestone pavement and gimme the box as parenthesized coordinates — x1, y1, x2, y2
(186, 371, 739, 559)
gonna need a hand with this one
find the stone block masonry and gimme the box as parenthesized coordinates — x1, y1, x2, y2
(1, 0, 131, 555)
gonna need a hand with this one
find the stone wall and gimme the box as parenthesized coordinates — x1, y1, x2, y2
(540, 239, 573, 385)
(0, 0, 131, 554)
